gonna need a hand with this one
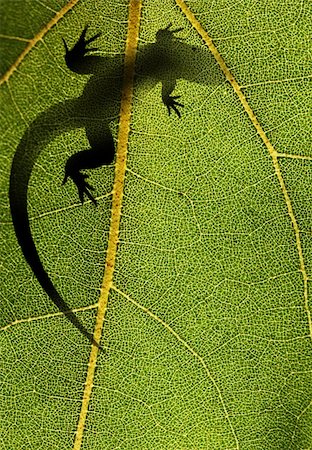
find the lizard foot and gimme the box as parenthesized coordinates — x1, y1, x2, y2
(156, 23, 184, 43)
(164, 95, 184, 118)
(63, 171, 97, 205)
(63, 25, 101, 62)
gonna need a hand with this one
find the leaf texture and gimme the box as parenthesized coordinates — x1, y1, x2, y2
(1, 0, 312, 449)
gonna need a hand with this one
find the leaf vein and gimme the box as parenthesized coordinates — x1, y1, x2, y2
(175, 0, 312, 344)
(112, 284, 240, 449)
(73, 2, 143, 449)
(1, 303, 98, 331)
(0, 0, 80, 86)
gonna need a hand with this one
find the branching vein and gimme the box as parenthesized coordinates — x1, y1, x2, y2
(175, 0, 312, 342)
(0, 0, 80, 86)
(112, 284, 240, 449)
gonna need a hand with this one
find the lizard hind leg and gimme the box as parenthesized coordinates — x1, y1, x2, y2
(63, 122, 115, 205)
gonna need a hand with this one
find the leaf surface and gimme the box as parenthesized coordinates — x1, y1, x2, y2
(1, 0, 312, 449)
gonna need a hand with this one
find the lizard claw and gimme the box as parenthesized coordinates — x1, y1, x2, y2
(76, 25, 102, 55)
(63, 170, 97, 205)
(78, 25, 102, 50)
(164, 95, 184, 118)
(63, 25, 102, 63)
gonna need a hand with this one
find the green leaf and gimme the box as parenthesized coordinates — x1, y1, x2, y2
(0, 0, 69, 77)
(1, 0, 312, 449)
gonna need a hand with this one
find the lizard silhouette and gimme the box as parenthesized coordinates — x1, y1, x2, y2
(9, 24, 218, 347)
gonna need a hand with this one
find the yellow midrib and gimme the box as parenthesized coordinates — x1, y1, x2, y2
(73, 1, 143, 449)
(175, 0, 311, 340)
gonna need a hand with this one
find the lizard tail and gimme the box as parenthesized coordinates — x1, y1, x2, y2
(9, 102, 101, 349)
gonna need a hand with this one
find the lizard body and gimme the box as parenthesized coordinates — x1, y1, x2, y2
(9, 24, 216, 346)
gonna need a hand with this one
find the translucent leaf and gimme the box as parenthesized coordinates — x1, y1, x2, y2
(1, 0, 312, 448)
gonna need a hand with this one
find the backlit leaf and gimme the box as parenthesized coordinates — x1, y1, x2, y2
(1, 0, 311, 448)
